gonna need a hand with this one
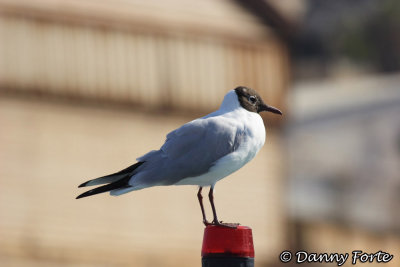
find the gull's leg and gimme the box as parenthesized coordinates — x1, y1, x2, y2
(197, 187, 210, 225)
(208, 186, 238, 228)
(208, 186, 219, 224)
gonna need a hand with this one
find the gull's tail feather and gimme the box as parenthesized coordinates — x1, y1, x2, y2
(78, 162, 144, 188)
(76, 162, 144, 199)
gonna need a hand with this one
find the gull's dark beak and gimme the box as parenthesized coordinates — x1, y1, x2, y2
(259, 103, 282, 115)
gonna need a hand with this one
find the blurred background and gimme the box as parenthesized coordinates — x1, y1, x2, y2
(0, 0, 399, 266)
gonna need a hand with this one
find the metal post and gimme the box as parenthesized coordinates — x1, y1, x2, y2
(201, 225, 255, 267)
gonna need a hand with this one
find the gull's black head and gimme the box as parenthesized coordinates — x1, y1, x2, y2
(234, 86, 282, 115)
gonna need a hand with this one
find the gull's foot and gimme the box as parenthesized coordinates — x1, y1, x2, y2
(203, 219, 212, 226)
(212, 220, 240, 228)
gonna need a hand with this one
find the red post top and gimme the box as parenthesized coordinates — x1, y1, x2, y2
(201, 225, 255, 258)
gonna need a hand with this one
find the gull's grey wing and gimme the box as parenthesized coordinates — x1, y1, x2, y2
(131, 117, 245, 187)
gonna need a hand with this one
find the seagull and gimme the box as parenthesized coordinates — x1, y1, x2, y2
(77, 86, 282, 227)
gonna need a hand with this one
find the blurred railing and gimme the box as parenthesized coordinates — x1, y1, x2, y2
(0, 5, 288, 113)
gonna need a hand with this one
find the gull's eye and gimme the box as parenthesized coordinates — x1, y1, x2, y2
(249, 95, 257, 104)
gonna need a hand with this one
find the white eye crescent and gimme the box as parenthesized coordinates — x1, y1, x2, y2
(249, 95, 257, 104)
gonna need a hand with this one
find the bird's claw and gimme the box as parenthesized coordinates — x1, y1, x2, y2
(211, 220, 240, 228)
(203, 219, 212, 226)
(202, 219, 239, 228)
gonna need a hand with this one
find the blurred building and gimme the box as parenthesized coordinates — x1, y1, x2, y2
(0, 0, 290, 266)
(0, 0, 290, 113)
(287, 74, 400, 266)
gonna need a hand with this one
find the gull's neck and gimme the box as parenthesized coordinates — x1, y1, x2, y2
(219, 90, 241, 112)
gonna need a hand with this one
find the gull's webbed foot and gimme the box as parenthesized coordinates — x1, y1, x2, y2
(211, 220, 240, 228)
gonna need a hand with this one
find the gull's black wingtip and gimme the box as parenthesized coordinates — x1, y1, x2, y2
(76, 188, 101, 199)
(76, 176, 131, 199)
(76, 191, 89, 199)
(78, 181, 89, 188)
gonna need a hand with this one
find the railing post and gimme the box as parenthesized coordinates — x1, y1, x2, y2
(201, 225, 255, 267)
